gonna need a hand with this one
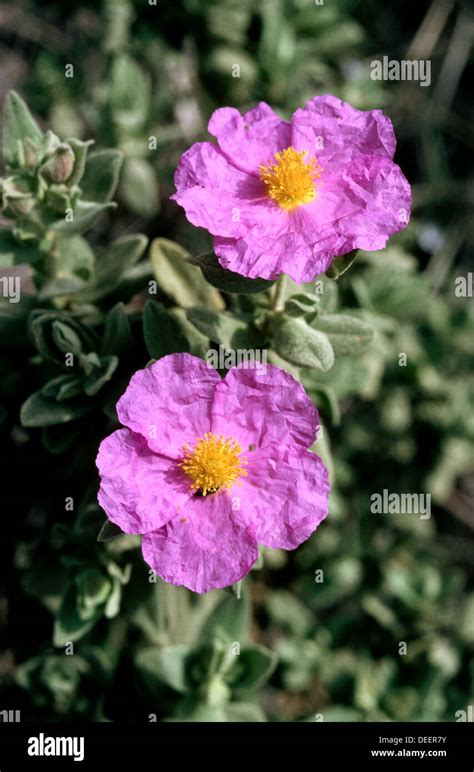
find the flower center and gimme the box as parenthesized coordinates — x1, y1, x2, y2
(259, 146, 323, 211)
(179, 432, 247, 496)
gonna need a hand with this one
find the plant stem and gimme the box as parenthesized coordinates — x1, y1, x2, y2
(270, 274, 287, 314)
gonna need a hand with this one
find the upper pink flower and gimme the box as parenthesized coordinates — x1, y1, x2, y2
(96, 354, 329, 593)
(171, 95, 412, 283)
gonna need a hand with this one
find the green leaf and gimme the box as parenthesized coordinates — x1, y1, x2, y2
(30, 311, 97, 363)
(53, 582, 102, 646)
(186, 308, 259, 348)
(0, 230, 41, 267)
(265, 349, 300, 379)
(313, 354, 382, 400)
(314, 277, 339, 313)
(150, 239, 224, 310)
(309, 313, 374, 356)
(224, 703, 267, 722)
(143, 300, 189, 359)
(230, 645, 277, 691)
(101, 302, 134, 357)
(266, 590, 313, 636)
(97, 520, 123, 542)
(325, 250, 359, 279)
(65, 138, 94, 187)
(309, 421, 334, 481)
(231, 580, 242, 600)
(353, 259, 429, 318)
(37, 275, 87, 300)
(210, 47, 258, 83)
(273, 315, 335, 371)
(77, 568, 112, 612)
(83, 355, 119, 396)
(311, 384, 341, 426)
(94, 234, 148, 291)
(81, 351, 104, 376)
(135, 645, 190, 694)
(80, 149, 124, 203)
(112, 259, 154, 296)
(183, 704, 227, 722)
(354, 656, 395, 711)
(57, 234, 95, 281)
(0, 296, 34, 346)
(2, 91, 43, 169)
(120, 157, 159, 217)
(20, 390, 90, 427)
(50, 201, 117, 235)
(104, 580, 123, 619)
(321, 707, 364, 722)
(284, 292, 319, 317)
(56, 377, 83, 401)
(199, 588, 251, 643)
(109, 55, 151, 134)
(30, 312, 63, 362)
(41, 374, 82, 401)
(188, 252, 275, 295)
(52, 320, 83, 356)
(169, 308, 210, 357)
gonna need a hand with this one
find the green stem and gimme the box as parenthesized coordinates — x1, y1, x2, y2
(270, 274, 287, 314)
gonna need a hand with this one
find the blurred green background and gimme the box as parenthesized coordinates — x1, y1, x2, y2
(1, 0, 473, 722)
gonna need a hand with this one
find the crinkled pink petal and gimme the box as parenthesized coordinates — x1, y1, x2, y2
(97, 353, 331, 593)
(96, 429, 191, 534)
(172, 97, 412, 283)
(116, 354, 220, 458)
(141, 492, 258, 593)
(170, 141, 288, 239)
(170, 142, 255, 238)
(330, 153, 412, 251)
(214, 235, 320, 283)
(214, 152, 412, 282)
(211, 364, 318, 450)
(208, 102, 291, 176)
(237, 443, 329, 549)
(291, 94, 397, 165)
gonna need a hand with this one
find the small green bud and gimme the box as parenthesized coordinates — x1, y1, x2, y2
(12, 217, 44, 243)
(40, 130, 61, 159)
(40, 143, 76, 184)
(0, 175, 36, 217)
(205, 676, 231, 707)
(23, 138, 40, 172)
(44, 184, 72, 214)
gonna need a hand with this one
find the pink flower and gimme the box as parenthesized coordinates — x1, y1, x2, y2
(96, 354, 329, 593)
(171, 95, 412, 283)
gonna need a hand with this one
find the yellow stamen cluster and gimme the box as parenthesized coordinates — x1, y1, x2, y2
(259, 146, 323, 211)
(179, 433, 247, 496)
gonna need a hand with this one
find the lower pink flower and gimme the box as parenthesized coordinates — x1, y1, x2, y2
(96, 354, 329, 593)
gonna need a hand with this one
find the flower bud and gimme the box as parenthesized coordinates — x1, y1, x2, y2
(23, 138, 40, 173)
(205, 676, 231, 707)
(40, 143, 76, 184)
(44, 184, 72, 214)
(0, 176, 36, 217)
